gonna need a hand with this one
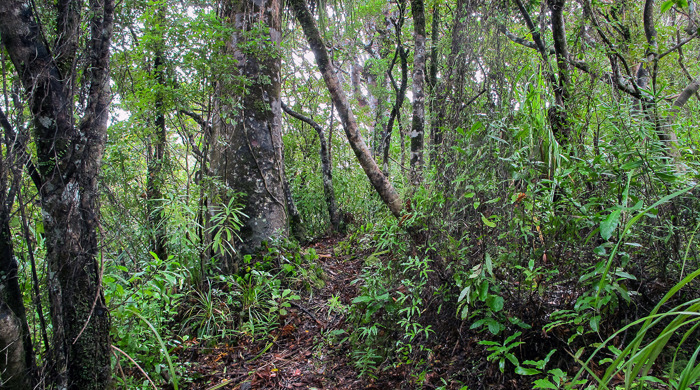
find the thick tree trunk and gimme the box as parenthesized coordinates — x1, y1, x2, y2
(289, 0, 404, 218)
(212, 0, 287, 256)
(147, 1, 168, 261)
(0, 0, 114, 388)
(409, 0, 426, 186)
(281, 102, 342, 232)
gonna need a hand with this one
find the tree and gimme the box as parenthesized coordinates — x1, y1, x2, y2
(281, 102, 342, 232)
(289, 0, 405, 219)
(210, 0, 288, 256)
(0, 0, 114, 387)
(146, 0, 169, 261)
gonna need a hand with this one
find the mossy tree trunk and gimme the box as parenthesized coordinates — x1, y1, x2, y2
(211, 0, 288, 257)
(0, 0, 114, 388)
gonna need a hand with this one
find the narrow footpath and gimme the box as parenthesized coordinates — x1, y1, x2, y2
(178, 236, 400, 390)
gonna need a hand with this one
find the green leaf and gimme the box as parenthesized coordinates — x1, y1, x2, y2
(479, 280, 489, 300)
(600, 209, 621, 240)
(352, 295, 372, 304)
(487, 318, 503, 335)
(376, 292, 390, 301)
(660, 0, 674, 12)
(515, 366, 541, 375)
(460, 304, 470, 320)
(590, 315, 601, 332)
(481, 213, 496, 228)
(621, 159, 643, 170)
(471, 319, 487, 330)
(485, 253, 494, 277)
(458, 286, 470, 303)
(593, 245, 607, 256)
(486, 295, 505, 312)
(533, 379, 558, 389)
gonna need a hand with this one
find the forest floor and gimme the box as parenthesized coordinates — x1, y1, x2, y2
(175, 235, 413, 390)
(171, 234, 494, 390)
(171, 234, 641, 390)
(166, 231, 687, 390)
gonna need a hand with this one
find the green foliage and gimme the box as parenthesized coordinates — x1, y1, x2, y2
(207, 195, 246, 259)
(177, 276, 241, 339)
(106, 253, 189, 388)
(479, 332, 524, 373)
(456, 254, 508, 335)
(574, 268, 700, 390)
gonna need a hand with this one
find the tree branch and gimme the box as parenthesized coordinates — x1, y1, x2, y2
(280, 101, 323, 133)
(658, 31, 698, 60)
(512, 0, 549, 61)
(498, 25, 555, 54)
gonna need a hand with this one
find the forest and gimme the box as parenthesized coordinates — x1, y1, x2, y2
(0, 0, 699, 388)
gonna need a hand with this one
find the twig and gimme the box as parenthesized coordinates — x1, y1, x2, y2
(290, 302, 324, 328)
(659, 31, 698, 60)
(112, 345, 158, 390)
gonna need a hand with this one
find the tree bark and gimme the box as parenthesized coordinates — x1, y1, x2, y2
(549, 1, 578, 149)
(433, 0, 469, 154)
(383, 45, 409, 176)
(0, 299, 30, 390)
(409, 0, 426, 186)
(0, 0, 114, 387)
(212, 0, 287, 256)
(289, 0, 404, 218)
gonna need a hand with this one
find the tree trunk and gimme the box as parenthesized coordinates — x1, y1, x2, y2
(0, 298, 30, 390)
(428, 4, 439, 164)
(0, 0, 114, 388)
(289, 0, 404, 218)
(548, 0, 572, 145)
(409, 0, 426, 186)
(147, 0, 168, 261)
(282, 167, 306, 242)
(383, 1, 409, 176)
(212, 0, 287, 256)
(432, 0, 468, 161)
(0, 108, 34, 389)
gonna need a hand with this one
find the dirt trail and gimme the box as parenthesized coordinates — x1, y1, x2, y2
(179, 236, 392, 390)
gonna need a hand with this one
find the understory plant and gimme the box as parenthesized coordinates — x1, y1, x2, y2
(573, 267, 700, 390)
